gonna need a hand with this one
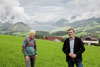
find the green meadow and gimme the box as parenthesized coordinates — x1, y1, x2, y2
(0, 34, 100, 67)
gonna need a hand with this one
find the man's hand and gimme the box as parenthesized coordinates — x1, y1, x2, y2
(72, 54, 76, 58)
(35, 55, 37, 59)
(69, 53, 77, 58)
(25, 55, 29, 61)
(69, 53, 73, 58)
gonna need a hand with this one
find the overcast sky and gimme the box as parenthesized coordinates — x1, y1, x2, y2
(0, 0, 100, 23)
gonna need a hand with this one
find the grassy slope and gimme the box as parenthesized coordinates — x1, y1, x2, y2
(50, 21, 100, 38)
(50, 26, 70, 34)
(13, 32, 29, 37)
(0, 34, 100, 67)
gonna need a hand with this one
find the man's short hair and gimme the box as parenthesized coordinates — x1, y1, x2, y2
(67, 28, 74, 32)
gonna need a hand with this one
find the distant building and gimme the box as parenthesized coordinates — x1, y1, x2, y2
(81, 35, 99, 46)
(35, 35, 44, 39)
(44, 36, 64, 42)
(35, 35, 64, 42)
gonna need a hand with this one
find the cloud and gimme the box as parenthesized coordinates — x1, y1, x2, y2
(18, 0, 100, 23)
(26, 6, 67, 22)
(19, 0, 63, 7)
(66, 0, 100, 21)
(0, 0, 30, 23)
(1, 0, 100, 23)
(18, 0, 68, 22)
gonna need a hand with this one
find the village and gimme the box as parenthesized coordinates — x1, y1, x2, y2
(35, 34, 100, 46)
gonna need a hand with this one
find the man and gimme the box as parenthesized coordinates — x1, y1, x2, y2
(22, 30, 37, 67)
(62, 28, 85, 67)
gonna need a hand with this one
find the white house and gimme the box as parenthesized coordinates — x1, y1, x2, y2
(81, 35, 99, 46)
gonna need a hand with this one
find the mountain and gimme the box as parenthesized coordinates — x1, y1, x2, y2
(45, 21, 54, 25)
(0, 22, 31, 32)
(1, 17, 100, 34)
(0, 22, 13, 31)
(69, 17, 100, 33)
(0, 22, 2, 25)
(27, 18, 70, 31)
(28, 17, 100, 32)
(71, 16, 77, 20)
(51, 17, 100, 34)
(27, 21, 57, 31)
(9, 22, 31, 32)
(52, 18, 69, 27)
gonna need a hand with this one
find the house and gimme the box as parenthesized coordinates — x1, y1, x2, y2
(44, 36, 64, 42)
(35, 35, 44, 39)
(81, 35, 99, 46)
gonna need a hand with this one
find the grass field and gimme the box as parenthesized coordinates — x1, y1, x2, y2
(0, 34, 100, 67)
(13, 32, 29, 37)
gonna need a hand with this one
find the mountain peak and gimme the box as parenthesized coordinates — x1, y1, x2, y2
(9, 22, 31, 32)
(52, 18, 69, 27)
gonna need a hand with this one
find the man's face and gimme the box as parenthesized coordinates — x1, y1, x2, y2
(68, 30, 74, 38)
(29, 33, 35, 38)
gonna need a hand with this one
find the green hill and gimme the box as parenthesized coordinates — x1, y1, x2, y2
(0, 22, 13, 31)
(50, 17, 100, 37)
(0, 22, 31, 32)
(9, 22, 31, 32)
(0, 34, 100, 67)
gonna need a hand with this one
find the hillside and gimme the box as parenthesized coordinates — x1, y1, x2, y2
(51, 17, 100, 37)
(0, 22, 31, 32)
(0, 22, 13, 31)
(0, 34, 100, 67)
(52, 18, 69, 27)
(69, 17, 100, 33)
(9, 22, 31, 32)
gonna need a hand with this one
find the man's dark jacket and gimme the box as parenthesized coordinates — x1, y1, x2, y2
(62, 37, 85, 62)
